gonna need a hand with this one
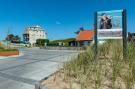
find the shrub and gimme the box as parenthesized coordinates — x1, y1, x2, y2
(47, 42, 59, 46)
(50, 38, 75, 47)
(36, 39, 49, 46)
(0, 48, 18, 51)
(0, 46, 4, 50)
(0, 45, 18, 52)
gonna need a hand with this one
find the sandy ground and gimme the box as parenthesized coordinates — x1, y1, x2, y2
(41, 61, 135, 89)
(41, 70, 82, 89)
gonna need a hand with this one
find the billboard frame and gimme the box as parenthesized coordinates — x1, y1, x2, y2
(94, 9, 127, 59)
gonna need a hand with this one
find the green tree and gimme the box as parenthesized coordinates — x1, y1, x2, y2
(6, 34, 21, 43)
(36, 39, 49, 46)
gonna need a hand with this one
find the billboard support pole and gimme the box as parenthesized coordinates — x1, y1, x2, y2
(94, 12, 98, 59)
(122, 9, 127, 59)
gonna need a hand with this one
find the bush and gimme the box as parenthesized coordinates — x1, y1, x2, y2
(47, 42, 59, 46)
(50, 38, 75, 47)
(36, 39, 49, 46)
(0, 45, 18, 52)
(0, 49, 18, 51)
(0, 48, 18, 51)
(0, 46, 4, 50)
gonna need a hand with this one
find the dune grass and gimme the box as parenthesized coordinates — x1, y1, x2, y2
(63, 40, 135, 89)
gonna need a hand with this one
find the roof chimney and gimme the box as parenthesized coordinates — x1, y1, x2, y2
(79, 27, 84, 31)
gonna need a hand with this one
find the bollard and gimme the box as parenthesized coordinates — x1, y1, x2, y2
(35, 82, 42, 89)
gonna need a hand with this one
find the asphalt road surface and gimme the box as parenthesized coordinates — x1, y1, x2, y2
(0, 48, 79, 89)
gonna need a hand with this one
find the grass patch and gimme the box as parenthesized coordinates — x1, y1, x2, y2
(0, 45, 18, 52)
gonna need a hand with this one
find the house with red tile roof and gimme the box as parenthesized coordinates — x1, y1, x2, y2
(76, 30, 94, 46)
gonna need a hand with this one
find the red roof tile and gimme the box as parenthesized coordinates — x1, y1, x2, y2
(76, 30, 94, 41)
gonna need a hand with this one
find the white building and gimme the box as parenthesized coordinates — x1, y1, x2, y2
(23, 25, 47, 45)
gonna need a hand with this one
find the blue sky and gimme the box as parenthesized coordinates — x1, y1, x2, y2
(0, 0, 134, 40)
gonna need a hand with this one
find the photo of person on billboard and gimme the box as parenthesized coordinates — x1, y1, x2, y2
(97, 10, 123, 39)
(99, 13, 112, 29)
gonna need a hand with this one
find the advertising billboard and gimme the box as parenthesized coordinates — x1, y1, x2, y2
(97, 10, 123, 39)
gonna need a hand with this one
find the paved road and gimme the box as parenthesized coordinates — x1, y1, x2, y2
(0, 48, 79, 89)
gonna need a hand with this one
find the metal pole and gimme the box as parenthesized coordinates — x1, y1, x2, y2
(7, 28, 10, 49)
(94, 12, 98, 59)
(122, 9, 127, 59)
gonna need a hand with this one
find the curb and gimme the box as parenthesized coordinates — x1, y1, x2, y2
(35, 70, 60, 89)
(0, 52, 23, 59)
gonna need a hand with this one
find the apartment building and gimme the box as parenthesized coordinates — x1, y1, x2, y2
(23, 25, 47, 46)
